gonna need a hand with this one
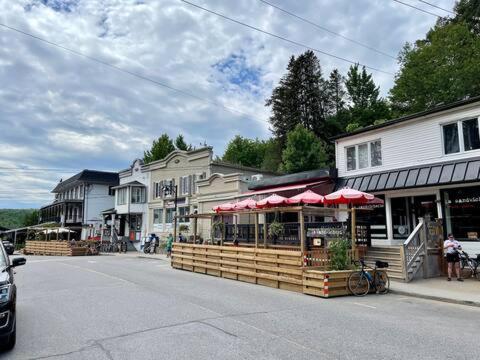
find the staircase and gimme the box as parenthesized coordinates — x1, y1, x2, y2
(364, 246, 405, 281)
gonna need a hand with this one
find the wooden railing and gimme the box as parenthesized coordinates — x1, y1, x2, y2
(303, 247, 366, 270)
(401, 218, 426, 282)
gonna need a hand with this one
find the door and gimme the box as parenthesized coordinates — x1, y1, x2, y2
(411, 195, 438, 226)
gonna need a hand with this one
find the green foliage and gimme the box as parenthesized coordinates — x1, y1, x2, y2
(390, 22, 480, 114)
(266, 51, 331, 144)
(143, 133, 176, 164)
(211, 221, 224, 238)
(222, 135, 266, 169)
(329, 239, 350, 271)
(261, 138, 283, 172)
(280, 124, 328, 173)
(268, 221, 284, 238)
(345, 123, 361, 133)
(0, 209, 38, 229)
(451, 0, 480, 35)
(175, 135, 191, 151)
(179, 224, 189, 232)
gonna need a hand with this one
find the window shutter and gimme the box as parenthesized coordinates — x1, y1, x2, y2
(188, 175, 193, 195)
(192, 174, 197, 194)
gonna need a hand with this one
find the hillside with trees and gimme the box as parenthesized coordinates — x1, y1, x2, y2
(0, 209, 39, 229)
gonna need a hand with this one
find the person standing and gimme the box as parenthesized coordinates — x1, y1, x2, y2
(166, 233, 173, 258)
(444, 234, 463, 282)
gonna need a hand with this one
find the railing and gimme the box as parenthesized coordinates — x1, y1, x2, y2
(303, 248, 361, 270)
(402, 218, 426, 282)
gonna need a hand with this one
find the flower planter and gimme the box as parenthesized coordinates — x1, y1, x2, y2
(302, 269, 355, 298)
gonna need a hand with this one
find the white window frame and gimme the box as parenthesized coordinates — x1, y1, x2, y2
(117, 187, 127, 205)
(131, 187, 146, 204)
(441, 117, 480, 155)
(345, 139, 382, 172)
(153, 208, 163, 224)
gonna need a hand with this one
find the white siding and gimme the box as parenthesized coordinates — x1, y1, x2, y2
(84, 184, 115, 224)
(336, 104, 480, 177)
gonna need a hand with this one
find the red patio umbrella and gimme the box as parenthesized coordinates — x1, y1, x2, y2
(256, 193, 288, 208)
(323, 187, 374, 205)
(287, 190, 324, 205)
(213, 202, 236, 212)
(233, 198, 257, 210)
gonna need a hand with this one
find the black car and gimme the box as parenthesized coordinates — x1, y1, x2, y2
(0, 244, 26, 351)
(1, 241, 14, 256)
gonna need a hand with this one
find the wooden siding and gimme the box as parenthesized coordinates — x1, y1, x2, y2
(336, 104, 480, 178)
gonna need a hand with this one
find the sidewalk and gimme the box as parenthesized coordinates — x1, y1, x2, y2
(391, 277, 480, 307)
(107, 252, 170, 262)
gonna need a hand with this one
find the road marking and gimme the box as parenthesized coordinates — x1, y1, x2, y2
(352, 302, 377, 309)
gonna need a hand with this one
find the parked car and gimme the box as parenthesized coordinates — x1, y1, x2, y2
(1, 241, 14, 256)
(0, 244, 26, 351)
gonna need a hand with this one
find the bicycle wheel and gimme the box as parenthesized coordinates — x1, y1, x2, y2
(375, 270, 390, 294)
(348, 271, 370, 296)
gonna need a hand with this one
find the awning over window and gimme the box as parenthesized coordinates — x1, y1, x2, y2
(337, 158, 480, 192)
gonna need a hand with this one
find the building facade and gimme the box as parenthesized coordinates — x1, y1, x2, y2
(40, 170, 119, 239)
(334, 96, 480, 245)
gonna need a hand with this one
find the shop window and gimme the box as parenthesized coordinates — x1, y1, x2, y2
(443, 187, 480, 241)
(443, 118, 480, 154)
(153, 209, 163, 224)
(166, 208, 175, 223)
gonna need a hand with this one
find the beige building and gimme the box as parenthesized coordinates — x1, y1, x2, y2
(144, 147, 273, 239)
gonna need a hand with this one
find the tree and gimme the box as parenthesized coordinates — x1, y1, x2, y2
(326, 69, 346, 115)
(280, 124, 328, 173)
(175, 134, 191, 151)
(261, 138, 283, 173)
(451, 0, 480, 35)
(23, 210, 39, 226)
(390, 22, 480, 114)
(265, 51, 330, 144)
(345, 64, 391, 128)
(143, 133, 175, 164)
(222, 136, 266, 168)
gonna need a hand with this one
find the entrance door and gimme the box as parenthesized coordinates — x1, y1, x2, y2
(411, 195, 438, 227)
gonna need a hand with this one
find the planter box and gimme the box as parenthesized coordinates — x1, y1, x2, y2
(303, 269, 354, 298)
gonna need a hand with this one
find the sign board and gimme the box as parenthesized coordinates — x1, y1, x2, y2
(306, 222, 348, 239)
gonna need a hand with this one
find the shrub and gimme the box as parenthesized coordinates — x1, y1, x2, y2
(329, 239, 350, 271)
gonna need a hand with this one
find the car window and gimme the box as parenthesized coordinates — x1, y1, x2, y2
(0, 247, 7, 268)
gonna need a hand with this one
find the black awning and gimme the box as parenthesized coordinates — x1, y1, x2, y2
(337, 158, 480, 192)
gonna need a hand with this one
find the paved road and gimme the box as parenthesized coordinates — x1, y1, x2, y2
(2, 254, 479, 360)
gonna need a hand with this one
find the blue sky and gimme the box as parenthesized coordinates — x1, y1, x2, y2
(0, 0, 455, 208)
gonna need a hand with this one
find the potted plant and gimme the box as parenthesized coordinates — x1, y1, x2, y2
(268, 220, 284, 243)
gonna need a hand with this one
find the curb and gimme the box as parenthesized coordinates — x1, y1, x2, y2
(390, 289, 480, 308)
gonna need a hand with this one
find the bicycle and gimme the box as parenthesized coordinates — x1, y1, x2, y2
(348, 259, 390, 296)
(458, 250, 480, 280)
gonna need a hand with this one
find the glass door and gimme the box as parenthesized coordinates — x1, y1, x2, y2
(391, 197, 411, 240)
(411, 195, 438, 226)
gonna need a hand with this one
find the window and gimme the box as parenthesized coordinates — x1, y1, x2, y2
(131, 187, 146, 203)
(346, 146, 356, 171)
(443, 123, 460, 154)
(180, 176, 191, 196)
(153, 209, 163, 224)
(179, 206, 190, 223)
(166, 208, 175, 223)
(117, 188, 127, 205)
(443, 118, 480, 154)
(345, 140, 382, 171)
(463, 119, 480, 151)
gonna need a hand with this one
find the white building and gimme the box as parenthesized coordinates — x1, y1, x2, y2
(334, 96, 480, 246)
(40, 170, 119, 239)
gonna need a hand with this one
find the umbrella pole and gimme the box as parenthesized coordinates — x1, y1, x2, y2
(351, 208, 357, 260)
(254, 213, 259, 249)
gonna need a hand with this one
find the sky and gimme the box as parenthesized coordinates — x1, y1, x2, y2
(0, 0, 456, 209)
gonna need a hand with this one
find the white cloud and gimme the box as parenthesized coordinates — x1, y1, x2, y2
(0, 0, 456, 207)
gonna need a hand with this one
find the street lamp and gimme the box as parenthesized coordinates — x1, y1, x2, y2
(162, 184, 178, 241)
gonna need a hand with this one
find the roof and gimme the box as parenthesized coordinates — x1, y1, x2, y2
(52, 170, 119, 193)
(248, 168, 335, 190)
(211, 160, 278, 175)
(332, 95, 480, 140)
(112, 180, 145, 189)
(337, 157, 480, 193)
(242, 180, 332, 196)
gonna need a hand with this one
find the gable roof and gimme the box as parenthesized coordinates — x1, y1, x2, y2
(52, 170, 119, 193)
(332, 95, 480, 141)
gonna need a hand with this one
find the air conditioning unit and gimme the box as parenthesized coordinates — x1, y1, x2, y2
(251, 174, 263, 181)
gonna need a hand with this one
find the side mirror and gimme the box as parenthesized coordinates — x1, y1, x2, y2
(12, 257, 26, 267)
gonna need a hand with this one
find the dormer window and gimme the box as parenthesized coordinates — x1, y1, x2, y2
(346, 140, 382, 171)
(442, 118, 480, 154)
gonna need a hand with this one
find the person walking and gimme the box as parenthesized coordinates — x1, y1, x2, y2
(444, 234, 463, 282)
(166, 233, 173, 258)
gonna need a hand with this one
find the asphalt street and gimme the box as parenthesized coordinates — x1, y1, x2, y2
(2, 254, 479, 360)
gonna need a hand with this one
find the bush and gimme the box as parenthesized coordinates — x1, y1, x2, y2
(329, 239, 350, 271)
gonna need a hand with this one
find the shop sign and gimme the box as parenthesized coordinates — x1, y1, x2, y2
(307, 222, 348, 239)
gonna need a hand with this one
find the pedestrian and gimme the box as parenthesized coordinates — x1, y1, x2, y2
(444, 233, 463, 282)
(178, 232, 184, 243)
(166, 233, 173, 258)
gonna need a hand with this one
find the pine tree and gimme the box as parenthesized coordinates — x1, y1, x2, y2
(143, 133, 175, 164)
(265, 51, 330, 144)
(326, 69, 346, 115)
(175, 134, 191, 151)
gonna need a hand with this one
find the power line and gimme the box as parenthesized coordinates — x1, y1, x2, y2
(257, 0, 396, 60)
(392, 0, 444, 17)
(181, 0, 394, 75)
(0, 23, 266, 125)
(417, 0, 455, 14)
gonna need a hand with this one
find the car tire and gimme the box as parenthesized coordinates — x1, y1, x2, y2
(4, 319, 16, 351)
